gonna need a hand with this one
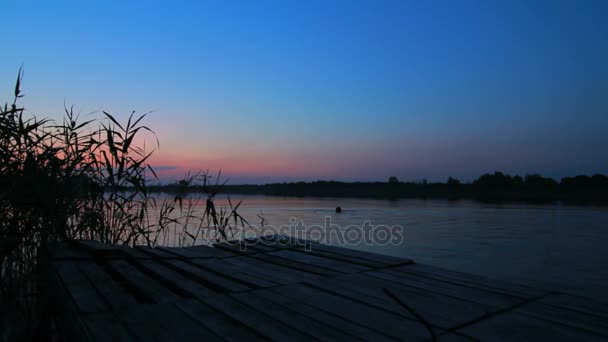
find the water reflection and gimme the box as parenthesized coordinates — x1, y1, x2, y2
(151, 193, 608, 301)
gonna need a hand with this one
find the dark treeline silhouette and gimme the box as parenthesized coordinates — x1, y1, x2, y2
(150, 172, 608, 205)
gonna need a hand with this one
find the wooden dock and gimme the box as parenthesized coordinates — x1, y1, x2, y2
(45, 235, 608, 341)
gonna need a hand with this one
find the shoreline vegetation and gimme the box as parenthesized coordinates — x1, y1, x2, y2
(149, 173, 608, 205)
(0, 71, 246, 339)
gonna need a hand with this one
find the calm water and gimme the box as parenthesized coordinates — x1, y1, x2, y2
(154, 194, 608, 301)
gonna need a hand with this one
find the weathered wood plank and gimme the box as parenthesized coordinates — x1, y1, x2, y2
(253, 288, 396, 341)
(266, 249, 371, 273)
(158, 245, 236, 258)
(48, 240, 608, 342)
(290, 246, 389, 268)
(116, 303, 223, 341)
(54, 261, 109, 314)
(271, 283, 433, 340)
(303, 243, 411, 267)
(237, 240, 282, 252)
(241, 237, 310, 252)
(219, 255, 324, 285)
(217, 235, 405, 271)
(251, 252, 341, 277)
(230, 292, 361, 341)
(175, 299, 268, 341)
(367, 269, 524, 309)
(538, 293, 608, 320)
(134, 259, 217, 298)
(212, 242, 260, 256)
(191, 258, 280, 288)
(436, 333, 478, 341)
(260, 234, 319, 247)
(456, 311, 607, 341)
(135, 246, 180, 259)
(514, 300, 608, 337)
(105, 259, 180, 303)
(113, 246, 156, 259)
(391, 263, 547, 299)
(161, 259, 251, 293)
(75, 260, 138, 310)
(306, 273, 493, 330)
(261, 234, 412, 266)
(50, 270, 94, 341)
(199, 294, 314, 341)
(80, 313, 135, 341)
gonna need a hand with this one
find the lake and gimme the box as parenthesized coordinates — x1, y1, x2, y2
(152, 193, 608, 302)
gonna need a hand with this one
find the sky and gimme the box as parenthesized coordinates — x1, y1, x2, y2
(1, 0, 607, 184)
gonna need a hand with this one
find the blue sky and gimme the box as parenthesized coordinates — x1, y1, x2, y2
(2, 0, 607, 183)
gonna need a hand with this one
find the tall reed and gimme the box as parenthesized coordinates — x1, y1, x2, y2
(0, 70, 247, 336)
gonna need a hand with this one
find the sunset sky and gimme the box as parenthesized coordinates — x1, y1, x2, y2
(2, 0, 607, 184)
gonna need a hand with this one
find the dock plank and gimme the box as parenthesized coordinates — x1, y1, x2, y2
(271, 283, 434, 340)
(191, 258, 281, 288)
(230, 292, 361, 341)
(158, 245, 236, 258)
(538, 292, 608, 320)
(105, 259, 180, 303)
(134, 259, 217, 298)
(456, 311, 607, 341)
(212, 242, 261, 256)
(290, 246, 389, 268)
(135, 246, 179, 259)
(175, 299, 268, 341)
(237, 240, 283, 252)
(75, 260, 138, 310)
(253, 289, 395, 341)
(306, 273, 493, 329)
(514, 299, 608, 337)
(251, 252, 341, 277)
(50, 270, 95, 341)
(54, 261, 109, 314)
(262, 234, 411, 266)
(391, 263, 547, 298)
(80, 313, 134, 341)
(367, 269, 524, 309)
(260, 234, 318, 247)
(266, 249, 371, 273)
(304, 243, 411, 267)
(117, 303, 222, 341)
(161, 259, 251, 293)
(47, 237, 608, 341)
(199, 294, 314, 341)
(113, 246, 156, 259)
(219, 255, 324, 285)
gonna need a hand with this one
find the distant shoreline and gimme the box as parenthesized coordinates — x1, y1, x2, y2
(146, 173, 608, 205)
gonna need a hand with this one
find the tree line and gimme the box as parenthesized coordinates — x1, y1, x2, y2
(150, 172, 608, 204)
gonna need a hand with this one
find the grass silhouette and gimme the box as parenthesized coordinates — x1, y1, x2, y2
(0, 69, 247, 338)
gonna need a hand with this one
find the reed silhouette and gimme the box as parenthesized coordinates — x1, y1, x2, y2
(0, 70, 247, 339)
